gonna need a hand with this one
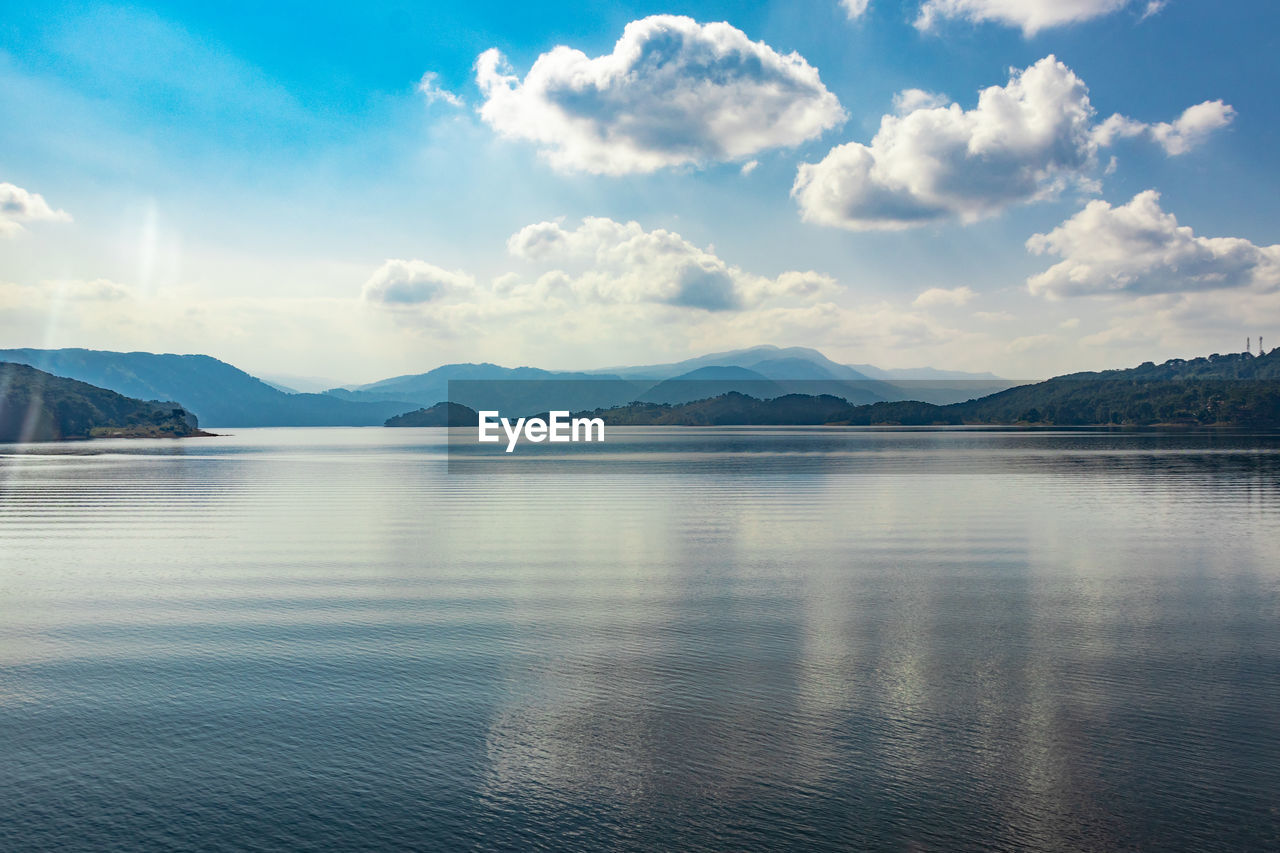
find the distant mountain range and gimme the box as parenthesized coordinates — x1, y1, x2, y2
(591, 345, 1000, 381)
(5, 346, 1272, 436)
(0, 362, 206, 441)
(0, 349, 416, 427)
(333, 344, 1015, 413)
(0, 345, 1016, 427)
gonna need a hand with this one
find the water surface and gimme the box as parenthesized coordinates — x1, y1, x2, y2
(1, 427, 1278, 851)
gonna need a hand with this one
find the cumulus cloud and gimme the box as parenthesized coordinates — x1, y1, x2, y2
(416, 71, 464, 107)
(914, 285, 975, 307)
(1093, 100, 1234, 155)
(1149, 100, 1235, 155)
(841, 0, 871, 19)
(506, 217, 841, 310)
(1026, 190, 1280, 299)
(892, 88, 948, 114)
(793, 57, 1098, 230)
(361, 259, 475, 306)
(792, 57, 1233, 231)
(0, 182, 72, 236)
(475, 15, 845, 174)
(915, 0, 1141, 35)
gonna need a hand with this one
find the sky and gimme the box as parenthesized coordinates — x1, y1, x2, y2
(1, 0, 1277, 383)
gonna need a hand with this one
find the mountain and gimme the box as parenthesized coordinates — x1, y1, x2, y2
(335, 363, 642, 403)
(848, 363, 1004, 381)
(385, 402, 479, 427)
(595, 345, 877, 382)
(258, 373, 347, 394)
(638, 366, 787, 405)
(0, 362, 207, 441)
(344, 345, 1006, 414)
(573, 392, 857, 426)
(333, 363, 648, 415)
(575, 351, 1280, 427)
(953, 350, 1280, 426)
(0, 349, 418, 427)
(595, 345, 1014, 404)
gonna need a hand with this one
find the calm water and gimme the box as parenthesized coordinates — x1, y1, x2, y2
(1, 427, 1279, 851)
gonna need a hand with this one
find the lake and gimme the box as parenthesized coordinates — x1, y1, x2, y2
(1, 427, 1278, 851)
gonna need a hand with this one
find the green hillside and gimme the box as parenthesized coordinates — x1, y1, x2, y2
(575, 351, 1280, 427)
(0, 362, 207, 441)
(385, 402, 479, 427)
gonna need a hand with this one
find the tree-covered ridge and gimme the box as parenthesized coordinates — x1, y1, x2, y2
(385, 402, 479, 427)
(571, 351, 1280, 427)
(0, 362, 207, 441)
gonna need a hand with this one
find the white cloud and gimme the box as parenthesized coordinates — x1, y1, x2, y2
(1093, 100, 1234, 155)
(47, 278, 134, 301)
(1078, 287, 1280, 357)
(416, 71, 464, 108)
(793, 57, 1232, 232)
(1026, 190, 1280, 299)
(915, 0, 1140, 36)
(475, 15, 845, 175)
(914, 285, 975, 307)
(1149, 100, 1235, 155)
(841, 0, 871, 19)
(973, 310, 1015, 322)
(506, 217, 841, 310)
(361, 259, 475, 306)
(0, 182, 72, 236)
(892, 88, 948, 114)
(740, 159, 760, 176)
(794, 57, 1099, 230)
(1008, 333, 1058, 352)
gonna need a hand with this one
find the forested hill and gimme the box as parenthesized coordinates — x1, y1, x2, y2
(954, 350, 1280, 426)
(578, 351, 1280, 427)
(0, 362, 207, 441)
(385, 402, 479, 427)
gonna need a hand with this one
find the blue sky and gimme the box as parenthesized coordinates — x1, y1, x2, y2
(1, 0, 1276, 382)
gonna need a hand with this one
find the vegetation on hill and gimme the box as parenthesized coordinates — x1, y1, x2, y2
(952, 351, 1280, 426)
(0, 362, 208, 441)
(385, 402, 479, 427)
(571, 351, 1280, 427)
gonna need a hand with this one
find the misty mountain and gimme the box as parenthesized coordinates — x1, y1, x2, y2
(340, 344, 1011, 413)
(0, 344, 1017, 428)
(258, 373, 347, 394)
(595, 344, 878, 382)
(847, 363, 1004, 381)
(333, 363, 648, 414)
(638, 366, 787, 405)
(0, 349, 418, 427)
